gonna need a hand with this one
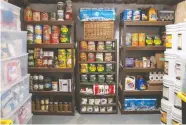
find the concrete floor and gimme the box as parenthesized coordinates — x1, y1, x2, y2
(29, 112, 161, 124)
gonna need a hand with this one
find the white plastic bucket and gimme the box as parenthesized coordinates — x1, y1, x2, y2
(172, 107, 182, 125)
(173, 86, 182, 110)
(177, 22, 186, 53)
(163, 78, 174, 104)
(161, 99, 172, 124)
(165, 24, 178, 53)
(175, 53, 186, 90)
(164, 52, 177, 81)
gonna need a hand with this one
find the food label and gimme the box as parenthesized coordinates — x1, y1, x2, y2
(172, 119, 180, 125)
(164, 61, 169, 75)
(161, 110, 167, 124)
(178, 34, 182, 50)
(166, 34, 172, 48)
(163, 86, 169, 100)
(175, 63, 181, 80)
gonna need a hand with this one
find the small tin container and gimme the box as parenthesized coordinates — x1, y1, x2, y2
(35, 25, 42, 35)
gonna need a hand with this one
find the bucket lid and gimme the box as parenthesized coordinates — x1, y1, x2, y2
(161, 99, 172, 112)
(172, 107, 182, 122)
(163, 78, 174, 86)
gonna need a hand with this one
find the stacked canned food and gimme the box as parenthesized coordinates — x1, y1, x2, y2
(28, 48, 73, 68)
(27, 25, 70, 44)
(25, 0, 72, 21)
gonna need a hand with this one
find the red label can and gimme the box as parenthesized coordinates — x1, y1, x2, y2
(52, 32, 59, 44)
(41, 12, 49, 21)
(43, 25, 51, 35)
(52, 25, 59, 33)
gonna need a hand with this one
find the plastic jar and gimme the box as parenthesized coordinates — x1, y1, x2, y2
(59, 102, 63, 111)
(54, 102, 59, 112)
(49, 102, 54, 112)
(64, 102, 69, 112)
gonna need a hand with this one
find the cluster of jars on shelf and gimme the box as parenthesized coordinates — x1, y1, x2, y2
(27, 24, 70, 44)
(28, 48, 73, 68)
(25, 0, 72, 21)
(32, 97, 72, 112)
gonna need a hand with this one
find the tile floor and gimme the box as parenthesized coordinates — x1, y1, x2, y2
(29, 112, 161, 124)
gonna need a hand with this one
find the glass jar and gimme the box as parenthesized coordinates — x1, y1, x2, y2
(54, 102, 59, 112)
(52, 81, 58, 91)
(63, 102, 68, 112)
(44, 77, 52, 91)
(68, 102, 72, 111)
(32, 101, 35, 111)
(45, 98, 49, 105)
(40, 98, 45, 105)
(49, 102, 54, 112)
(41, 105, 45, 111)
(36, 98, 40, 110)
(59, 102, 63, 111)
(45, 105, 49, 111)
(57, 2, 64, 10)
(38, 75, 44, 91)
(57, 10, 64, 21)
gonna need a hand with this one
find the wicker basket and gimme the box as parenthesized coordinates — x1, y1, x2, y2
(84, 21, 114, 40)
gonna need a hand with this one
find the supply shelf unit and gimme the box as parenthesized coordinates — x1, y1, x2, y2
(23, 20, 76, 116)
(77, 39, 118, 114)
(1, 1, 32, 124)
(119, 20, 172, 114)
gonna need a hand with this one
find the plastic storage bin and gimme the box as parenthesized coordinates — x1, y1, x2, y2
(2, 94, 32, 124)
(161, 99, 172, 124)
(163, 78, 174, 104)
(0, 1, 21, 31)
(1, 30, 27, 59)
(1, 74, 30, 117)
(164, 52, 176, 81)
(1, 54, 28, 90)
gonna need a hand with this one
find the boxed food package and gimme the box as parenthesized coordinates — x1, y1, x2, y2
(155, 53, 164, 69)
(175, 1, 186, 24)
(80, 8, 116, 21)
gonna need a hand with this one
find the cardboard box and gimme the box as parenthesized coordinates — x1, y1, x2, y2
(148, 81, 163, 90)
(175, 1, 186, 24)
(155, 53, 164, 69)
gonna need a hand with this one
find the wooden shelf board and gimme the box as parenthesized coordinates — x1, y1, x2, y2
(125, 46, 166, 51)
(123, 90, 163, 95)
(27, 43, 75, 49)
(80, 111, 117, 114)
(124, 21, 172, 26)
(81, 103, 117, 106)
(79, 50, 115, 53)
(80, 82, 116, 85)
(28, 68, 74, 73)
(80, 72, 116, 75)
(32, 111, 74, 115)
(25, 20, 74, 25)
(124, 68, 164, 72)
(83, 39, 116, 42)
(31, 91, 72, 96)
(80, 93, 116, 97)
(121, 110, 160, 114)
(78, 61, 116, 64)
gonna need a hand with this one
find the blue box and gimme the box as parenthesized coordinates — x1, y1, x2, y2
(123, 98, 157, 111)
(79, 8, 116, 21)
(122, 9, 132, 21)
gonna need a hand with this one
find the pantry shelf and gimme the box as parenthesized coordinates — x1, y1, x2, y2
(78, 61, 116, 64)
(25, 20, 74, 25)
(31, 91, 72, 96)
(32, 111, 74, 115)
(80, 111, 117, 114)
(28, 68, 74, 73)
(124, 68, 164, 72)
(80, 82, 116, 85)
(121, 110, 160, 114)
(79, 50, 116, 53)
(80, 72, 116, 75)
(80, 93, 116, 97)
(27, 43, 75, 49)
(125, 46, 166, 51)
(123, 90, 163, 95)
(123, 21, 172, 26)
(80, 103, 117, 106)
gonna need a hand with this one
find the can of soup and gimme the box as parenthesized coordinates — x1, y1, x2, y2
(35, 25, 42, 35)
(41, 12, 49, 21)
(34, 34, 42, 44)
(52, 32, 59, 44)
(27, 25, 34, 34)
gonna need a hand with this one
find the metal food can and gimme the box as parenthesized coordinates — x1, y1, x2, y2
(57, 2, 64, 10)
(43, 34, 51, 44)
(41, 12, 49, 21)
(43, 25, 51, 35)
(57, 10, 64, 21)
(35, 25, 42, 35)
(27, 34, 34, 44)
(25, 7, 32, 21)
(52, 25, 59, 33)
(60, 34, 69, 43)
(27, 25, 34, 34)
(34, 34, 42, 44)
(52, 32, 59, 44)
(33, 11, 40, 21)
(132, 33, 139, 47)
(126, 33, 132, 46)
(139, 33, 146, 47)
(50, 12, 56, 20)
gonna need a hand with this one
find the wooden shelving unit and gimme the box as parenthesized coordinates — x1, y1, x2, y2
(119, 21, 171, 114)
(24, 20, 76, 116)
(77, 40, 118, 114)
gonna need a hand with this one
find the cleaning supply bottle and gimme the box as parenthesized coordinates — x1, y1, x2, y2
(137, 76, 147, 90)
(148, 7, 157, 21)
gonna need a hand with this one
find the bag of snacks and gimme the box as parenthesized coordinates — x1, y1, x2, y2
(89, 75, 97, 82)
(97, 42, 105, 51)
(88, 53, 95, 62)
(97, 64, 105, 72)
(105, 41, 113, 50)
(98, 75, 105, 83)
(106, 64, 113, 72)
(105, 53, 112, 61)
(81, 75, 88, 82)
(88, 41, 95, 51)
(81, 64, 88, 73)
(146, 35, 153, 46)
(106, 75, 114, 83)
(88, 64, 96, 72)
(80, 41, 88, 50)
(80, 52, 87, 62)
(96, 53, 103, 61)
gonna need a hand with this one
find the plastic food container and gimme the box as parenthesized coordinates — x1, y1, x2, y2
(1, 30, 27, 59)
(161, 99, 172, 124)
(0, 1, 21, 31)
(1, 54, 28, 90)
(3, 94, 32, 124)
(177, 22, 186, 53)
(1, 74, 30, 117)
(172, 106, 182, 125)
(173, 87, 182, 110)
(163, 78, 174, 104)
